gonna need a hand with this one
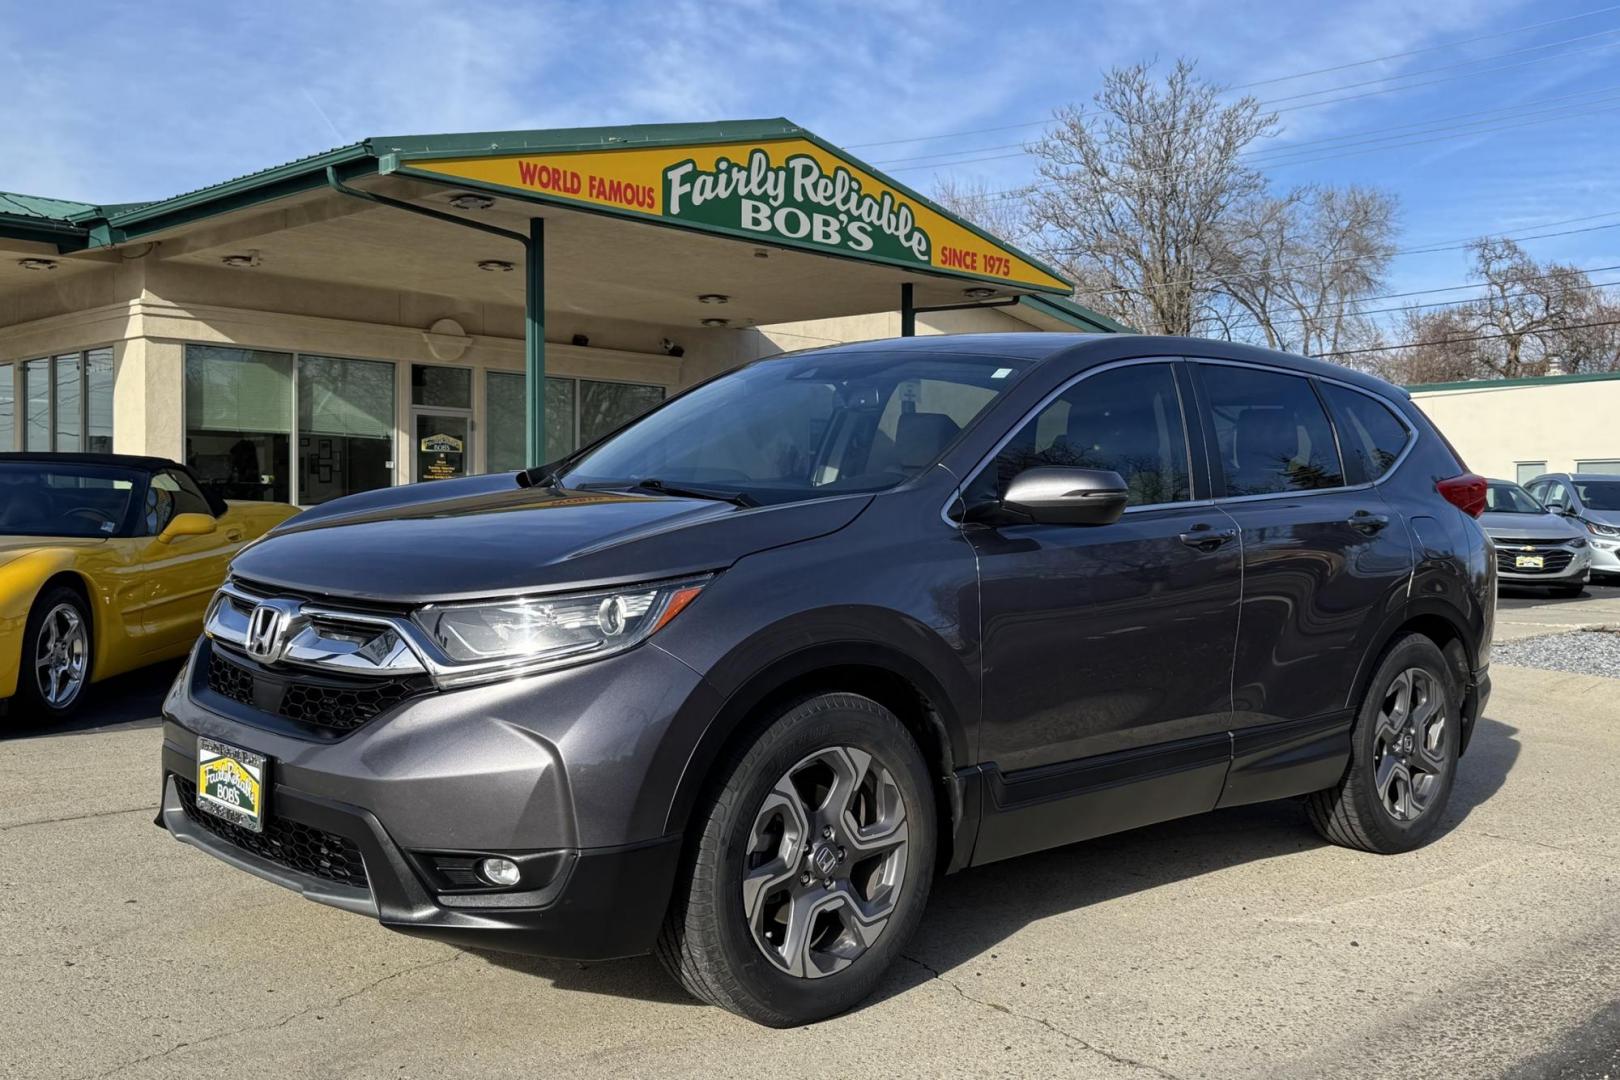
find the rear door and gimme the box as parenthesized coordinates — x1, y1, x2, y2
(1192, 362, 1415, 805)
(964, 360, 1241, 860)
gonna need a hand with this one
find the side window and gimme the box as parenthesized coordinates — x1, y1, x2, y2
(145, 469, 213, 534)
(1544, 481, 1572, 509)
(1320, 383, 1412, 485)
(968, 363, 1191, 508)
(1200, 365, 1345, 496)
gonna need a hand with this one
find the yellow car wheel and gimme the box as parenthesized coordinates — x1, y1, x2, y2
(16, 585, 92, 720)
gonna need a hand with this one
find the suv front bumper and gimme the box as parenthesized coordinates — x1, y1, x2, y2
(156, 638, 719, 960)
(156, 752, 679, 959)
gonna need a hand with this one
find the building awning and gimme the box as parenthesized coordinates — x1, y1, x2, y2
(0, 119, 1080, 326)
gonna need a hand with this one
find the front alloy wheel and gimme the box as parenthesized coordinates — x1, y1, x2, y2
(657, 693, 936, 1026)
(743, 745, 909, 979)
(34, 602, 89, 710)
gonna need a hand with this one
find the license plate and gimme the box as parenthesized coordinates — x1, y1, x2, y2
(196, 738, 268, 833)
(1515, 555, 1545, 570)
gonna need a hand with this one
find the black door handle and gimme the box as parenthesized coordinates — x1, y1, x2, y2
(1348, 510, 1391, 534)
(1178, 526, 1237, 551)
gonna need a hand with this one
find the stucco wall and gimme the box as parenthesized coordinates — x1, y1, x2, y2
(1411, 377, 1620, 480)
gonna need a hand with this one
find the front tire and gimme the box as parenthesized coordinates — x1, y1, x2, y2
(656, 693, 936, 1026)
(1307, 634, 1460, 854)
(15, 585, 93, 720)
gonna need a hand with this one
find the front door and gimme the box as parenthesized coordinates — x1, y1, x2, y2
(413, 412, 470, 483)
(140, 468, 238, 651)
(963, 361, 1241, 862)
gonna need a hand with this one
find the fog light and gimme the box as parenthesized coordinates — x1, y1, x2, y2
(479, 857, 521, 887)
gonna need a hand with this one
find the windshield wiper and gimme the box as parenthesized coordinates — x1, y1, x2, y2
(628, 478, 759, 508)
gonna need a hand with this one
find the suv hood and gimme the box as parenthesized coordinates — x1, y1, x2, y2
(230, 473, 871, 604)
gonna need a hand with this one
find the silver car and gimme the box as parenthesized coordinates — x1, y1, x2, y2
(1526, 473, 1620, 582)
(1482, 479, 1591, 595)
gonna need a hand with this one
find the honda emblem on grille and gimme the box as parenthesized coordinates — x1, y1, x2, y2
(245, 599, 301, 663)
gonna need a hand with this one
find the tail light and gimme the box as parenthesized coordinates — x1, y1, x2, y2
(1436, 473, 1487, 518)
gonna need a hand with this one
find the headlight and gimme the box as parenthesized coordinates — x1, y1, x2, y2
(1569, 536, 1588, 549)
(412, 577, 707, 682)
(1585, 519, 1620, 538)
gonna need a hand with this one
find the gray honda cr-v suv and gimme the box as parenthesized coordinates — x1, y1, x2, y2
(158, 333, 1495, 1026)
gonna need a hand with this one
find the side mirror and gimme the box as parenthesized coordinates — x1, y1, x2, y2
(1000, 467, 1130, 526)
(158, 512, 218, 544)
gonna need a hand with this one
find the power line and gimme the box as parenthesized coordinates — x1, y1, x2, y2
(841, 4, 1620, 151)
(882, 85, 1620, 175)
(1313, 316, 1620, 359)
(1256, 25, 1620, 107)
(1230, 3, 1620, 88)
(1220, 272, 1620, 334)
(1064, 215, 1620, 298)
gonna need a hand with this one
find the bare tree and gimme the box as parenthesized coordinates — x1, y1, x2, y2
(930, 175, 1033, 247)
(1215, 185, 1398, 356)
(1024, 59, 1277, 335)
(1371, 238, 1618, 382)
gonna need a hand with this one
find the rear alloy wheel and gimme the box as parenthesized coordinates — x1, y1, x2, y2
(1308, 634, 1459, 853)
(16, 586, 93, 719)
(657, 693, 935, 1026)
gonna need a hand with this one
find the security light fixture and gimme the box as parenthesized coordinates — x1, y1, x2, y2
(449, 192, 495, 211)
(697, 293, 730, 304)
(571, 334, 590, 347)
(17, 257, 57, 271)
(701, 318, 729, 328)
(220, 252, 260, 268)
(660, 338, 685, 358)
(478, 259, 515, 273)
(962, 286, 997, 299)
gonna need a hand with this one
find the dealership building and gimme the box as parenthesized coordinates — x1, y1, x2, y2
(0, 118, 1121, 507)
(1409, 371, 1620, 484)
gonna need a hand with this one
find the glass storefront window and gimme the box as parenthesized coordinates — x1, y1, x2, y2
(297, 354, 395, 505)
(0, 363, 13, 451)
(24, 358, 50, 451)
(579, 379, 666, 446)
(11, 350, 117, 455)
(54, 354, 82, 452)
(412, 364, 471, 409)
(185, 345, 294, 503)
(85, 349, 113, 453)
(486, 373, 574, 472)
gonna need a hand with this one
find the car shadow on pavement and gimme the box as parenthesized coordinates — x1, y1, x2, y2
(461, 715, 1521, 1014)
(4, 660, 179, 739)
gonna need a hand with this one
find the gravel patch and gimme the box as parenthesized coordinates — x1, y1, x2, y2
(1492, 628, 1620, 679)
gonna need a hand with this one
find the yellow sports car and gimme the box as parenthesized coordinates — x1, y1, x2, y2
(1, 453, 297, 720)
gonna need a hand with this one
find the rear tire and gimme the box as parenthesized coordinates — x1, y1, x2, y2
(656, 693, 936, 1026)
(1307, 634, 1459, 854)
(14, 585, 93, 721)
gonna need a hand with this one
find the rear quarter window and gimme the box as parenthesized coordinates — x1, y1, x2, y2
(1320, 383, 1413, 485)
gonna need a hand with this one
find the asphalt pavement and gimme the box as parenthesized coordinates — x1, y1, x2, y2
(3, 590, 1619, 1079)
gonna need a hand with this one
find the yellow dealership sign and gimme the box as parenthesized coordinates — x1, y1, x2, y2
(397, 138, 1070, 293)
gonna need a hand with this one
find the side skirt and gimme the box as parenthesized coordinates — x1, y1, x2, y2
(960, 714, 1355, 868)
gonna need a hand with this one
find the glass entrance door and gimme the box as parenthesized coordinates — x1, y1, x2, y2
(414, 411, 470, 482)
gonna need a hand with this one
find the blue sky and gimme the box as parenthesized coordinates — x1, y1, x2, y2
(2, 0, 1617, 301)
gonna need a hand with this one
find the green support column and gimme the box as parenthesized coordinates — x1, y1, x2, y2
(900, 283, 915, 337)
(525, 217, 546, 467)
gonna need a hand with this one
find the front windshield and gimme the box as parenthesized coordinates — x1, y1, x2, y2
(0, 462, 136, 538)
(1485, 481, 1545, 514)
(560, 349, 1033, 505)
(1575, 480, 1620, 511)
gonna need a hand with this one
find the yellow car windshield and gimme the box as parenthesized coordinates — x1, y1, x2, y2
(0, 462, 137, 538)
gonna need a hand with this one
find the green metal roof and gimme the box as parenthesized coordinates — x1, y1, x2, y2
(0, 118, 1076, 297)
(1406, 370, 1620, 393)
(1017, 294, 1134, 334)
